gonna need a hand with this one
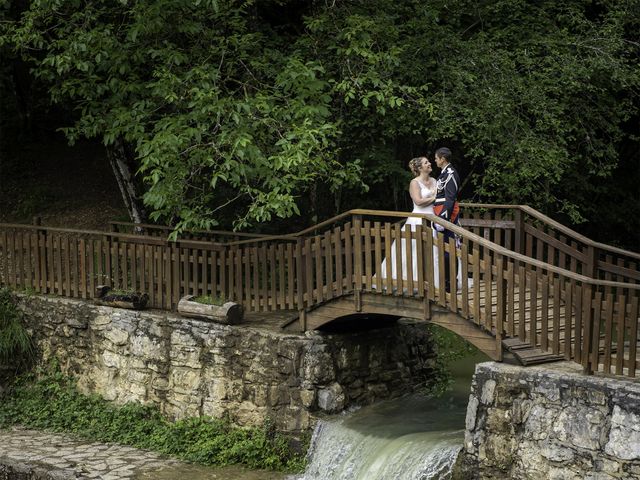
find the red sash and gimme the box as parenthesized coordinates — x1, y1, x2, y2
(433, 202, 460, 223)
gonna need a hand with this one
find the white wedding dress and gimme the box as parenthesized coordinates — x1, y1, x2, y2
(380, 179, 440, 288)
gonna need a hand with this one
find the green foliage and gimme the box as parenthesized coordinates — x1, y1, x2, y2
(1, 0, 638, 243)
(0, 367, 305, 472)
(0, 288, 34, 367)
(424, 324, 478, 397)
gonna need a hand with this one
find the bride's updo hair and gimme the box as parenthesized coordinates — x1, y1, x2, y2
(409, 157, 425, 176)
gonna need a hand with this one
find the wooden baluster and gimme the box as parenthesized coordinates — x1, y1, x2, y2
(628, 297, 638, 377)
(460, 239, 470, 318)
(354, 215, 363, 293)
(406, 227, 414, 295)
(374, 222, 382, 293)
(518, 265, 526, 343)
(416, 224, 425, 300)
(437, 233, 446, 306)
(514, 208, 525, 255)
(603, 292, 615, 374)
(394, 223, 403, 294)
(324, 232, 334, 301)
(364, 221, 372, 292)
(482, 247, 492, 331)
(580, 285, 594, 372)
(552, 277, 561, 356)
(295, 238, 304, 310)
(344, 222, 353, 292)
(615, 293, 626, 375)
(573, 284, 583, 363)
(269, 244, 277, 311)
(334, 227, 344, 297)
(315, 236, 324, 304)
(286, 243, 294, 309)
(278, 243, 286, 308)
(260, 244, 268, 311)
(540, 274, 549, 351)
(563, 281, 573, 361)
(305, 238, 313, 306)
(252, 247, 260, 311)
(425, 224, 435, 301)
(448, 237, 457, 312)
(469, 245, 479, 324)
(495, 255, 506, 361)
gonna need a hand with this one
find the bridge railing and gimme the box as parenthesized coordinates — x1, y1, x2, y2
(1, 207, 639, 377)
(459, 203, 640, 286)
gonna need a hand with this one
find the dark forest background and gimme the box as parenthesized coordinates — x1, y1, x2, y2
(0, 0, 638, 248)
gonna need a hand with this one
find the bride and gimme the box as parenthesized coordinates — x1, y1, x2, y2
(380, 156, 440, 287)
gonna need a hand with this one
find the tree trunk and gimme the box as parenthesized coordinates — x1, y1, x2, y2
(106, 139, 147, 224)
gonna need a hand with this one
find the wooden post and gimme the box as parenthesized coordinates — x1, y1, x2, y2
(514, 208, 525, 255)
(585, 244, 600, 279)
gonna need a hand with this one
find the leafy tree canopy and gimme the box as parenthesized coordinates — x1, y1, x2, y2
(1, 0, 639, 239)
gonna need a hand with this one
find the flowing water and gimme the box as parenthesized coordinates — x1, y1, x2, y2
(295, 353, 487, 480)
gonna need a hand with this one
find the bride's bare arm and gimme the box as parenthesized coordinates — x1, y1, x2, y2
(409, 179, 436, 206)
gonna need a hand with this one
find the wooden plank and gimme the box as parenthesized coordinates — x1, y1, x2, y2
(540, 274, 549, 351)
(235, 245, 243, 306)
(335, 227, 344, 297)
(394, 223, 403, 294)
(172, 244, 180, 308)
(147, 244, 155, 307)
(305, 238, 313, 306)
(112, 239, 120, 291)
(425, 228, 435, 300)
(39, 230, 47, 293)
(496, 255, 505, 339)
(278, 243, 286, 308)
(62, 235, 71, 296)
(325, 232, 334, 301)
(552, 277, 561, 355)
(209, 249, 217, 300)
(448, 237, 457, 312)
(269, 244, 277, 310)
(364, 221, 372, 292)
(506, 261, 515, 336)
(437, 234, 446, 306)
(87, 239, 95, 298)
(344, 222, 353, 292)
(406, 227, 415, 295)
(244, 246, 251, 309)
(518, 265, 526, 342)
(588, 291, 602, 374)
(315, 236, 324, 304)
(416, 224, 425, 300)
(24, 232, 32, 290)
(164, 244, 172, 310)
(70, 237, 78, 297)
(629, 297, 638, 377)
(374, 222, 382, 293)
(530, 270, 538, 347)
(252, 247, 259, 311)
(563, 281, 573, 360)
(260, 245, 268, 311)
(384, 223, 392, 293)
(473, 249, 482, 325)
(353, 217, 363, 292)
(286, 243, 294, 309)
(295, 239, 304, 309)
(603, 292, 615, 374)
(104, 236, 112, 290)
(483, 248, 493, 331)
(613, 295, 626, 375)
(220, 248, 227, 301)
(55, 235, 63, 294)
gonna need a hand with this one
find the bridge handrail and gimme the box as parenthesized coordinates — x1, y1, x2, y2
(459, 203, 640, 260)
(217, 209, 639, 290)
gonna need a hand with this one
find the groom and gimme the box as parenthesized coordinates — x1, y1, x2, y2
(432, 147, 461, 292)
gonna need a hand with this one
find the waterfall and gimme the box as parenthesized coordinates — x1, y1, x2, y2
(298, 419, 462, 480)
(294, 353, 486, 480)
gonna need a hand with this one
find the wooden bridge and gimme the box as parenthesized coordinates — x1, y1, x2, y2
(0, 204, 638, 376)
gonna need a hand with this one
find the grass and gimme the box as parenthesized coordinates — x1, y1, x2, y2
(0, 367, 306, 473)
(192, 295, 225, 306)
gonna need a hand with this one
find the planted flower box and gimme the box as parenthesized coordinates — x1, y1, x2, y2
(94, 285, 149, 310)
(177, 295, 243, 325)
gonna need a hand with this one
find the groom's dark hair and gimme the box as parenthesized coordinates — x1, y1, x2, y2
(435, 147, 452, 162)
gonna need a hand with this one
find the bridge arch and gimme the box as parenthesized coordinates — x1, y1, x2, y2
(283, 291, 502, 361)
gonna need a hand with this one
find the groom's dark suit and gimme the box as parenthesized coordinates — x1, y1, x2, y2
(433, 162, 461, 291)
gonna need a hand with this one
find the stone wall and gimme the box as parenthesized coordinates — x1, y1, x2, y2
(14, 294, 436, 433)
(459, 361, 640, 479)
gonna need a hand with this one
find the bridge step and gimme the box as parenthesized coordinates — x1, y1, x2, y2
(502, 337, 565, 366)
